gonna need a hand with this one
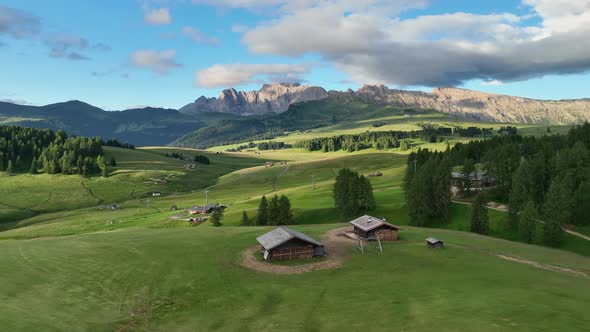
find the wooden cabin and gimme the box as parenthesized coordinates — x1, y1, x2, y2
(256, 227, 325, 261)
(426, 237, 444, 249)
(350, 215, 400, 241)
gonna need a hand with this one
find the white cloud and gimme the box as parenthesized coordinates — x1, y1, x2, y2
(236, 0, 590, 87)
(182, 26, 220, 45)
(144, 7, 172, 25)
(195, 63, 311, 88)
(131, 49, 181, 74)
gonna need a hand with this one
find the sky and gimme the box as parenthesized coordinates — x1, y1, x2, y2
(1, 0, 590, 110)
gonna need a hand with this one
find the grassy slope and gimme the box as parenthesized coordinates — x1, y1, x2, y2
(1, 224, 589, 331)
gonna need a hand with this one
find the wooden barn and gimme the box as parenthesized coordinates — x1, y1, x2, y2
(426, 237, 444, 249)
(350, 215, 400, 241)
(256, 227, 325, 261)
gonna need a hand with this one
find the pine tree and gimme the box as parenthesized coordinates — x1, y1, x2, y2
(573, 181, 590, 226)
(240, 210, 250, 226)
(542, 177, 570, 246)
(257, 196, 268, 226)
(277, 195, 293, 225)
(470, 193, 489, 235)
(518, 201, 537, 244)
(460, 158, 476, 196)
(97, 155, 107, 177)
(0, 154, 5, 171)
(268, 195, 280, 225)
(29, 156, 38, 174)
(7, 160, 13, 174)
(109, 156, 117, 167)
(209, 207, 224, 227)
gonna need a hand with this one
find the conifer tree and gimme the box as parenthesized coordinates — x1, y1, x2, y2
(240, 210, 250, 226)
(268, 195, 280, 225)
(7, 159, 13, 174)
(97, 155, 107, 177)
(470, 193, 489, 235)
(29, 156, 38, 174)
(257, 196, 268, 226)
(518, 201, 537, 243)
(209, 207, 224, 227)
(277, 195, 293, 225)
(460, 158, 476, 196)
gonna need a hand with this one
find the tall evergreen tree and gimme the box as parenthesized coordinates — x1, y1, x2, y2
(97, 155, 107, 177)
(518, 201, 537, 244)
(209, 207, 224, 227)
(257, 196, 269, 226)
(470, 193, 489, 235)
(277, 195, 293, 225)
(268, 195, 280, 225)
(7, 160, 13, 174)
(573, 181, 590, 226)
(460, 158, 476, 196)
(29, 156, 38, 174)
(240, 210, 250, 226)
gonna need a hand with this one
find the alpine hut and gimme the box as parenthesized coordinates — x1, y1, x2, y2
(256, 227, 325, 261)
(426, 237, 444, 249)
(350, 215, 400, 241)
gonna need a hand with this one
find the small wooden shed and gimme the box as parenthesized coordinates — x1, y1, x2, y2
(256, 227, 325, 261)
(426, 237, 444, 249)
(350, 215, 400, 241)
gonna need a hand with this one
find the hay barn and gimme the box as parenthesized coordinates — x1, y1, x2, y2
(256, 227, 325, 261)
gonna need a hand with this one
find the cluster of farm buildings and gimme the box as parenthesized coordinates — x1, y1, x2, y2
(256, 215, 443, 261)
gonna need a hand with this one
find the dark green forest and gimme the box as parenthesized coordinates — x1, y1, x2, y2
(404, 123, 590, 246)
(0, 126, 106, 176)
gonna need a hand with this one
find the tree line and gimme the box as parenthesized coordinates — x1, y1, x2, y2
(240, 195, 294, 226)
(295, 131, 420, 152)
(0, 125, 111, 177)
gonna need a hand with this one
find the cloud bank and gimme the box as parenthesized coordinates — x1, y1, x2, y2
(197, 0, 590, 88)
(195, 63, 310, 88)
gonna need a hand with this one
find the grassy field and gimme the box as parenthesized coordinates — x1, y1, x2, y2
(1, 120, 589, 330)
(1, 224, 589, 331)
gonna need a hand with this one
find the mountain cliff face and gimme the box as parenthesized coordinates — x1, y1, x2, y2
(179, 83, 329, 115)
(353, 85, 590, 125)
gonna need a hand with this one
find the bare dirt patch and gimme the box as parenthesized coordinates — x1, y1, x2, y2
(497, 254, 588, 278)
(240, 226, 355, 274)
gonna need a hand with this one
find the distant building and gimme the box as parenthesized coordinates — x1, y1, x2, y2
(152, 192, 161, 197)
(187, 204, 226, 215)
(426, 237, 444, 249)
(256, 227, 325, 261)
(450, 171, 496, 190)
(265, 162, 275, 167)
(350, 215, 400, 241)
(367, 171, 383, 177)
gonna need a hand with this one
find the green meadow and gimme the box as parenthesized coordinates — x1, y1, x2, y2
(1, 123, 589, 331)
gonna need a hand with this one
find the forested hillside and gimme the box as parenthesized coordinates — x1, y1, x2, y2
(0, 126, 107, 176)
(404, 123, 590, 247)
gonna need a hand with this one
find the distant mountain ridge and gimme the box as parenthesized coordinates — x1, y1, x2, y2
(351, 85, 590, 125)
(2, 83, 590, 147)
(180, 83, 329, 115)
(180, 82, 590, 124)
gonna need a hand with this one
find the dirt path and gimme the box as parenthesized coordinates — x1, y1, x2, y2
(240, 226, 355, 274)
(497, 254, 588, 278)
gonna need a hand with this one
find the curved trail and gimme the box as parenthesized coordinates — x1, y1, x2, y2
(240, 226, 355, 274)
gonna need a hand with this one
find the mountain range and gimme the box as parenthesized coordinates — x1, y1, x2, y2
(1, 83, 589, 147)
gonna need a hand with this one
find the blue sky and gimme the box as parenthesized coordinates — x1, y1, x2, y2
(0, 0, 589, 110)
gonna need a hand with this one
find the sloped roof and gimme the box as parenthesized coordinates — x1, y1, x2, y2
(426, 237, 443, 244)
(349, 215, 400, 232)
(256, 227, 322, 250)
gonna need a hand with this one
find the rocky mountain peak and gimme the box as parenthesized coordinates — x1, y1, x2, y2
(180, 83, 329, 115)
